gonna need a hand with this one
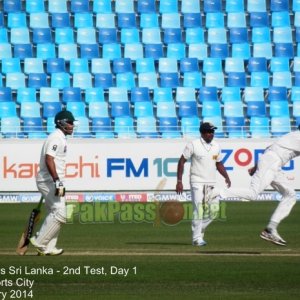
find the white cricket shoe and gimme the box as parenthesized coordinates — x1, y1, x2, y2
(30, 237, 47, 254)
(193, 239, 207, 247)
(38, 248, 64, 256)
(260, 228, 286, 246)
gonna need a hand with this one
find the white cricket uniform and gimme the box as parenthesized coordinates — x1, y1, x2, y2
(182, 138, 222, 242)
(34, 129, 68, 252)
(220, 131, 300, 225)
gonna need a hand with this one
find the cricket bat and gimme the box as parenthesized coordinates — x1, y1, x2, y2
(16, 196, 43, 256)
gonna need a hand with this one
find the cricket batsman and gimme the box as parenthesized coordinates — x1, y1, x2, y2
(30, 110, 75, 255)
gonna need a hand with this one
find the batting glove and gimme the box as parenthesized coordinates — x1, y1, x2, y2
(55, 180, 65, 197)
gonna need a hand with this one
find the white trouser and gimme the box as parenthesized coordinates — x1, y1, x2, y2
(191, 183, 219, 242)
(219, 150, 296, 225)
(35, 180, 66, 252)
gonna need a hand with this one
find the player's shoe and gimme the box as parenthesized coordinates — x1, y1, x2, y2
(193, 239, 207, 247)
(37, 248, 64, 256)
(260, 228, 286, 246)
(30, 237, 47, 254)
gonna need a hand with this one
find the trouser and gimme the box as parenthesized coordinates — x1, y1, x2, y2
(219, 150, 296, 225)
(191, 183, 219, 242)
(35, 180, 67, 252)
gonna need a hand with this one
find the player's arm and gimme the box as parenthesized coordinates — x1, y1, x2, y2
(176, 155, 187, 194)
(216, 161, 231, 187)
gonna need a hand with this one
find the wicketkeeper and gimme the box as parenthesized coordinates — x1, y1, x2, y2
(30, 110, 75, 256)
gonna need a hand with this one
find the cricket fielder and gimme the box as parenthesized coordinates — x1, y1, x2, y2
(30, 110, 75, 255)
(210, 128, 300, 246)
(176, 122, 231, 246)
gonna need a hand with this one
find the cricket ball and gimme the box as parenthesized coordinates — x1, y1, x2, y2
(159, 201, 184, 225)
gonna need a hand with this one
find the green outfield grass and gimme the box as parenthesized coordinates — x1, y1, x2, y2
(1, 201, 300, 300)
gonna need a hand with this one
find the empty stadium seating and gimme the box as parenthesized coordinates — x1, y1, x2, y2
(0, 0, 299, 138)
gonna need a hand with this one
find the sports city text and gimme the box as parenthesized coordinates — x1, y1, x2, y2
(66, 202, 227, 225)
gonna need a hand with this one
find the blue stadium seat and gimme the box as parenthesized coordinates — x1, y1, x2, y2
(188, 43, 208, 60)
(207, 28, 227, 44)
(62, 87, 82, 103)
(42, 101, 62, 118)
(274, 43, 294, 58)
(77, 27, 96, 44)
(1, 58, 21, 74)
(102, 43, 121, 59)
(24, 58, 44, 74)
(115, 0, 134, 13)
(178, 101, 198, 117)
(137, 0, 156, 13)
(51, 72, 71, 88)
(130, 87, 150, 103)
(114, 116, 136, 138)
(69, 58, 89, 74)
(210, 44, 229, 59)
(225, 116, 247, 138)
(116, 72, 136, 89)
(185, 27, 205, 44)
(73, 116, 93, 138)
(7, 12, 27, 28)
(180, 58, 199, 73)
(159, 58, 178, 73)
(85, 87, 104, 103)
(176, 87, 196, 102)
(117, 13, 136, 28)
(271, 116, 291, 136)
(225, 58, 245, 73)
(204, 0, 222, 12)
(55, 28, 74, 43)
(0, 28, 8, 43)
(199, 87, 218, 102)
(134, 101, 154, 117)
(163, 28, 182, 44)
(94, 73, 114, 88)
(291, 86, 300, 102)
(252, 27, 271, 43)
(160, 73, 180, 88)
(48, 0, 68, 13)
(247, 57, 268, 72)
(247, 0, 267, 12)
(13, 44, 33, 59)
(17, 87, 36, 103)
(161, 13, 181, 29)
(80, 44, 99, 59)
(29, 12, 49, 28)
(32, 28, 52, 44)
(144, 44, 164, 60)
(227, 72, 247, 88)
(39, 87, 60, 103)
(244, 87, 265, 102)
(121, 28, 140, 44)
(273, 27, 293, 43)
(66, 102, 86, 118)
(182, 72, 202, 88)
(140, 13, 159, 28)
(113, 58, 133, 73)
(142, 28, 162, 44)
(58, 44, 78, 61)
(249, 12, 269, 27)
(96, 13, 115, 28)
(36, 43, 56, 59)
(26, 0, 45, 12)
(159, 0, 178, 13)
(91, 58, 111, 74)
(108, 87, 128, 103)
(3, 0, 22, 13)
(224, 101, 244, 117)
(20, 102, 41, 118)
(221, 87, 241, 102)
(227, 12, 246, 28)
(91, 117, 114, 138)
(270, 101, 290, 117)
(271, 11, 290, 27)
(268, 86, 288, 101)
(166, 43, 186, 59)
(156, 101, 177, 117)
(0, 102, 17, 118)
(270, 0, 289, 11)
(183, 13, 202, 28)
(231, 43, 251, 59)
(6, 72, 26, 89)
(153, 88, 173, 103)
(201, 100, 221, 117)
(252, 43, 273, 59)
(246, 101, 266, 116)
(0, 87, 13, 102)
(22, 117, 46, 138)
(124, 43, 144, 60)
(270, 57, 290, 72)
(10, 27, 30, 44)
(0, 12, 3, 27)
(180, 116, 200, 137)
(203, 57, 222, 73)
(226, 0, 244, 12)
(136, 116, 159, 138)
(250, 116, 270, 138)
(93, 0, 111, 13)
(181, 0, 200, 13)
(138, 72, 158, 88)
(250, 71, 270, 88)
(74, 12, 93, 28)
(28, 73, 48, 88)
(0, 116, 25, 138)
(98, 28, 118, 44)
(51, 13, 70, 28)
(88, 102, 109, 118)
(46, 58, 66, 74)
(70, 0, 90, 13)
(158, 117, 181, 138)
(73, 73, 92, 89)
(205, 12, 224, 28)
(272, 72, 292, 88)
(229, 28, 248, 43)
(204, 72, 225, 88)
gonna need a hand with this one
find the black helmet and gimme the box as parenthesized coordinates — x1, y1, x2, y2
(54, 110, 75, 125)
